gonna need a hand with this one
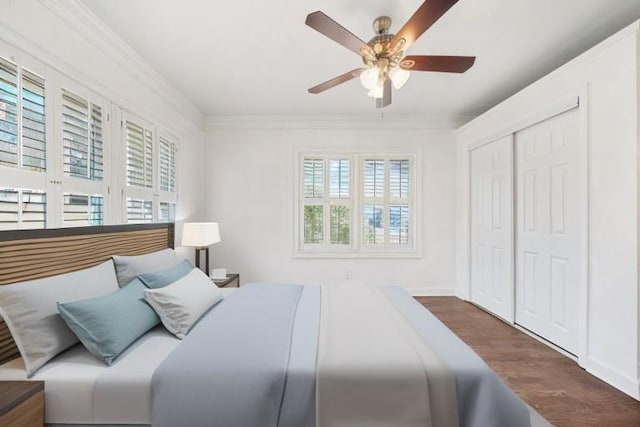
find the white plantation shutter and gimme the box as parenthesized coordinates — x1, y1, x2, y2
(328, 159, 350, 245)
(62, 91, 89, 177)
(304, 158, 324, 198)
(126, 121, 153, 188)
(126, 198, 153, 224)
(159, 201, 175, 223)
(329, 159, 350, 198)
(0, 188, 18, 230)
(303, 158, 324, 244)
(362, 159, 385, 245)
(90, 104, 104, 180)
(0, 188, 46, 230)
(363, 159, 384, 198)
(159, 136, 176, 192)
(389, 159, 410, 244)
(389, 160, 409, 198)
(59, 86, 106, 227)
(63, 193, 103, 226)
(21, 70, 46, 172)
(0, 57, 46, 172)
(62, 90, 104, 180)
(301, 155, 352, 248)
(0, 58, 18, 168)
(0, 57, 47, 230)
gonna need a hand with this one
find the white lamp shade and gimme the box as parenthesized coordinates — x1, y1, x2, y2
(181, 222, 221, 247)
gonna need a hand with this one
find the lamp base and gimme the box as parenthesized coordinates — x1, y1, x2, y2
(194, 247, 209, 275)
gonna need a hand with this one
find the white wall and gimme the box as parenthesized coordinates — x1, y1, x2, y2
(203, 118, 459, 294)
(456, 22, 640, 398)
(0, 0, 205, 260)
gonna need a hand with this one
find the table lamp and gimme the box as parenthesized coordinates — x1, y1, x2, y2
(181, 222, 221, 274)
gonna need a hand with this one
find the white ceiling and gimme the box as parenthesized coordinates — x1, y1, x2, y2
(80, 0, 640, 118)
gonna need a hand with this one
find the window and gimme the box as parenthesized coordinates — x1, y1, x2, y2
(362, 158, 411, 246)
(59, 86, 108, 226)
(124, 114, 178, 224)
(302, 156, 352, 249)
(0, 57, 46, 172)
(297, 153, 416, 257)
(0, 55, 48, 229)
(0, 47, 180, 229)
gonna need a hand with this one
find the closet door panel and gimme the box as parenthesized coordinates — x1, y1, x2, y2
(515, 108, 582, 355)
(470, 136, 514, 322)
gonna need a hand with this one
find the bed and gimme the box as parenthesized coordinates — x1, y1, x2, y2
(0, 224, 534, 427)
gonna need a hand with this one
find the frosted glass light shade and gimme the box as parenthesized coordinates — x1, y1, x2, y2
(389, 67, 410, 89)
(367, 86, 383, 98)
(359, 68, 379, 90)
(181, 222, 221, 248)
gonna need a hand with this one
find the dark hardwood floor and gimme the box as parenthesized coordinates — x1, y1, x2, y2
(416, 297, 640, 427)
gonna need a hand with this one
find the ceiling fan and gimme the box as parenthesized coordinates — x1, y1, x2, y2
(305, 0, 475, 108)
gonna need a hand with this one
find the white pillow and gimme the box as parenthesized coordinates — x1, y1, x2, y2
(0, 260, 119, 377)
(112, 248, 181, 287)
(144, 268, 223, 339)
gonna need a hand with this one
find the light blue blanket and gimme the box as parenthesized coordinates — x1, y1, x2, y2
(150, 284, 530, 427)
(150, 283, 305, 427)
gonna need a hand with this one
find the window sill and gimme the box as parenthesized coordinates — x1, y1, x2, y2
(292, 251, 421, 260)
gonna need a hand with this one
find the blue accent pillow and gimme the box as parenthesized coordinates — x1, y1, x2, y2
(57, 278, 160, 365)
(137, 259, 194, 289)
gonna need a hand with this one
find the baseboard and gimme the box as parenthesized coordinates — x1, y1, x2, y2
(407, 288, 457, 297)
(584, 356, 640, 400)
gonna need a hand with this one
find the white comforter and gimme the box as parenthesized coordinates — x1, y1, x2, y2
(316, 284, 459, 427)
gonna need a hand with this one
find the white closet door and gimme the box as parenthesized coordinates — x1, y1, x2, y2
(515, 108, 582, 355)
(470, 136, 514, 322)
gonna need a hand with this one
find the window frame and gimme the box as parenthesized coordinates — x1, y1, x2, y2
(0, 40, 181, 231)
(55, 76, 110, 227)
(121, 111, 178, 224)
(295, 150, 420, 259)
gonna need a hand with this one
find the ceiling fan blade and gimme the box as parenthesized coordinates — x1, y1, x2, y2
(376, 78, 392, 108)
(306, 11, 369, 56)
(389, 0, 459, 53)
(400, 55, 475, 73)
(308, 68, 365, 94)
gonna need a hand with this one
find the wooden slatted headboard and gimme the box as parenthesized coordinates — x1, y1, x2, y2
(0, 223, 175, 365)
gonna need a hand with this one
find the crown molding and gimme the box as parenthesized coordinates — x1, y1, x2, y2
(38, 0, 203, 128)
(204, 114, 474, 131)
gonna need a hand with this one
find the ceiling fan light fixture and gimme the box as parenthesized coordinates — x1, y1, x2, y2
(389, 67, 410, 90)
(367, 86, 383, 99)
(359, 68, 379, 90)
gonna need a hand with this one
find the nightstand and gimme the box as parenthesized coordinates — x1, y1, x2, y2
(0, 381, 44, 427)
(212, 273, 240, 288)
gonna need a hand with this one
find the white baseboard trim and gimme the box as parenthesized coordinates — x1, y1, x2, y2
(584, 356, 640, 400)
(407, 288, 457, 297)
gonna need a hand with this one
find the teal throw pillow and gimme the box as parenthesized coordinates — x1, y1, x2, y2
(137, 259, 194, 289)
(57, 278, 160, 365)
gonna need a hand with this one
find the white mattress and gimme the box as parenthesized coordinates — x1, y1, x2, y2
(0, 288, 236, 425)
